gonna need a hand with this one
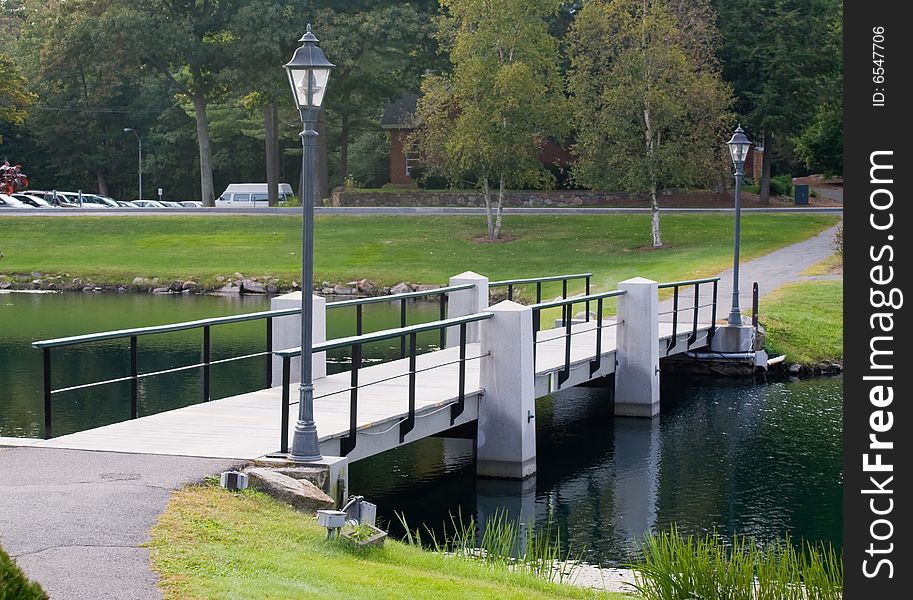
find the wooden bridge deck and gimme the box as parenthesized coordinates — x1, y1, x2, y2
(25, 320, 711, 461)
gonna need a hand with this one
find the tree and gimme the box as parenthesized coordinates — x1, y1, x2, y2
(417, 0, 567, 240)
(0, 52, 34, 144)
(713, 0, 840, 203)
(568, 0, 731, 247)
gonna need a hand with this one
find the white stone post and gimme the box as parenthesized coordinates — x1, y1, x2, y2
(476, 300, 536, 479)
(446, 271, 489, 348)
(270, 292, 326, 386)
(614, 277, 660, 417)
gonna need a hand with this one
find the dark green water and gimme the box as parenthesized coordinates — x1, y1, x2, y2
(0, 292, 842, 565)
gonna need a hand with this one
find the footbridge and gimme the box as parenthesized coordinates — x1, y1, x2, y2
(30, 272, 722, 487)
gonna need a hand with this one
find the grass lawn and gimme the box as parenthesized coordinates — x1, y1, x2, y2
(801, 254, 843, 276)
(760, 279, 843, 365)
(1, 214, 837, 295)
(148, 483, 620, 600)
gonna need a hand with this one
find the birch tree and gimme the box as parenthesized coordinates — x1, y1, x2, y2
(416, 0, 566, 240)
(569, 0, 731, 247)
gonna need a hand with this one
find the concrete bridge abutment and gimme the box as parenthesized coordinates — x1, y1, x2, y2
(614, 277, 660, 417)
(476, 300, 537, 479)
(446, 271, 489, 347)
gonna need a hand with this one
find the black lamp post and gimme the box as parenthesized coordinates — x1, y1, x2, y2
(726, 125, 753, 326)
(123, 128, 143, 201)
(284, 25, 334, 462)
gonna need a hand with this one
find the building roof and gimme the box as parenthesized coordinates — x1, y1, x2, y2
(380, 93, 419, 129)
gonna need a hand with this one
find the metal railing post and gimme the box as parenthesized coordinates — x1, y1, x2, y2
(558, 300, 573, 386)
(202, 326, 211, 402)
(43, 348, 52, 439)
(399, 333, 417, 442)
(341, 343, 361, 456)
(130, 336, 138, 419)
(590, 297, 604, 377)
(451, 323, 468, 425)
(439, 295, 446, 349)
(280, 357, 290, 453)
(667, 286, 679, 354)
(710, 280, 719, 341)
(752, 282, 759, 329)
(688, 283, 700, 347)
(265, 317, 273, 389)
(400, 298, 407, 358)
(585, 276, 591, 322)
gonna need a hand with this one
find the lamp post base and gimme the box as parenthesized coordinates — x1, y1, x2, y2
(710, 323, 756, 353)
(289, 423, 322, 462)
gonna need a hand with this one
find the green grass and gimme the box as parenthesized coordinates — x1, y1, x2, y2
(761, 280, 843, 365)
(801, 255, 842, 276)
(0, 214, 837, 293)
(148, 483, 618, 600)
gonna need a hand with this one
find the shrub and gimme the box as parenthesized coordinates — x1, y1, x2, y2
(833, 223, 843, 256)
(0, 545, 47, 600)
(770, 174, 794, 197)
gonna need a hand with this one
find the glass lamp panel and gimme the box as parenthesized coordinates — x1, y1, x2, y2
(289, 68, 310, 109)
(309, 68, 330, 107)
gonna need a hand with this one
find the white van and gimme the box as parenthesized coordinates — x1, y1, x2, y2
(215, 183, 294, 207)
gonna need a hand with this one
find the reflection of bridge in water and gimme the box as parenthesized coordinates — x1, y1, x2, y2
(30, 271, 726, 500)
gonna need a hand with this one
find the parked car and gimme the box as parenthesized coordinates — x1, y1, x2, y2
(79, 194, 119, 208)
(215, 183, 294, 207)
(116, 200, 139, 208)
(42, 192, 88, 208)
(0, 193, 35, 208)
(179, 201, 204, 208)
(132, 200, 166, 208)
(157, 200, 182, 208)
(12, 193, 52, 208)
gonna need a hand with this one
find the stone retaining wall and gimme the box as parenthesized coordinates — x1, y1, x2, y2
(330, 189, 631, 208)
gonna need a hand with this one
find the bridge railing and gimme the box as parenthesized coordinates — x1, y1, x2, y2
(325, 283, 474, 357)
(489, 272, 593, 309)
(274, 312, 493, 456)
(529, 289, 628, 385)
(657, 277, 720, 353)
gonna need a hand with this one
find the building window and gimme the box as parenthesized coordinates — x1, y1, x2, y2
(405, 141, 421, 177)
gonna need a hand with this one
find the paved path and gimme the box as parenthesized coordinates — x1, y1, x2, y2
(0, 446, 236, 599)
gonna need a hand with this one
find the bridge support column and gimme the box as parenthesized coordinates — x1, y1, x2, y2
(270, 292, 326, 385)
(614, 277, 660, 417)
(477, 300, 536, 479)
(446, 271, 489, 348)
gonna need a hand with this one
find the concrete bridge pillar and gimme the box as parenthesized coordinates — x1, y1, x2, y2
(614, 277, 660, 417)
(476, 300, 536, 479)
(270, 292, 326, 385)
(446, 271, 489, 348)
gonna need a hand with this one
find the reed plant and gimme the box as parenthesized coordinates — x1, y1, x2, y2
(629, 527, 842, 600)
(396, 509, 578, 584)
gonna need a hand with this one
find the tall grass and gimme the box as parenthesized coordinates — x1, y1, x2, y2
(396, 509, 578, 584)
(629, 527, 842, 600)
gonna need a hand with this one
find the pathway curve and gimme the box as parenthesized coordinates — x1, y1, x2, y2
(0, 446, 236, 599)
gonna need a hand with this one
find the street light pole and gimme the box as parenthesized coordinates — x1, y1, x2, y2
(726, 125, 753, 327)
(285, 25, 334, 462)
(123, 128, 142, 201)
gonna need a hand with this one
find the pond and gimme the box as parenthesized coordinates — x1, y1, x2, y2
(0, 292, 842, 565)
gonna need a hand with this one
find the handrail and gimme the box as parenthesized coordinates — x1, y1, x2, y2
(490, 272, 593, 287)
(530, 289, 626, 311)
(32, 307, 300, 349)
(275, 312, 493, 357)
(657, 276, 720, 289)
(326, 283, 474, 308)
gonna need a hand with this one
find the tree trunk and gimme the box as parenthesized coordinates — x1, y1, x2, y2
(339, 113, 350, 187)
(264, 102, 280, 206)
(95, 171, 109, 197)
(482, 177, 494, 239)
(493, 175, 506, 239)
(191, 91, 215, 206)
(650, 182, 662, 247)
(759, 132, 772, 206)
(316, 108, 329, 201)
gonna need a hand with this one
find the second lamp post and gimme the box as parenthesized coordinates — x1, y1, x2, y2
(284, 25, 334, 462)
(725, 125, 753, 326)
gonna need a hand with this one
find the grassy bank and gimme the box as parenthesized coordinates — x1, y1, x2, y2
(0, 214, 837, 293)
(148, 483, 618, 599)
(761, 279, 843, 366)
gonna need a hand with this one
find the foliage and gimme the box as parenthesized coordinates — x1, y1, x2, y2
(148, 482, 616, 599)
(416, 0, 568, 239)
(0, 52, 35, 144)
(769, 174, 793, 197)
(568, 0, 732, 246)
(398, 509, 578, 584)
(629, 527, 842, 600)
(832, 223, 842, 257)
(761, 280, 842, 365)
(794, 98, 842, 177)
(0, 544, 47, 600)
(713, 0, 842, 201)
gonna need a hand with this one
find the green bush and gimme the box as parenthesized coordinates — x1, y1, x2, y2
(770, 174, 794, 197)
(0, 545, 47, 600)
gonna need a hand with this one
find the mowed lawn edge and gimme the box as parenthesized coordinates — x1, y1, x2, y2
(1, 214, 839, 294)
(760, 279, 843, 365)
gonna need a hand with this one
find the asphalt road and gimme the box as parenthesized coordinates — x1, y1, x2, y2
(0, 446, 237, 599)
